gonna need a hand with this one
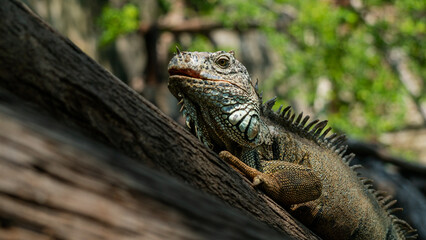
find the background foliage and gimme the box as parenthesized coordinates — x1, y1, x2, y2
(99, 0, 425, 140)
(98, 3, 139, 46)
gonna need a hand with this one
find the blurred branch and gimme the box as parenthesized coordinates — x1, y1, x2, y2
(140, 18, 222, 34)
(348, 139, 426, 175)
(0, 91, 289, 240)
(386, 49, 426, 125)
(139, 18, 265, 35)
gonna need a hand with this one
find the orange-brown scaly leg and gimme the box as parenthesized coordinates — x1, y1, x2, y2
(219, 151, 261, 180)
(219, 150, 322, 205)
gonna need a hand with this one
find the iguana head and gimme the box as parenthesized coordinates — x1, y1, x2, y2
(168, 50, 269, 149)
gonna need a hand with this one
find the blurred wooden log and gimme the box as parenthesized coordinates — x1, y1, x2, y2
(348, 139, 426, 176)
(0, 1, 319, 239)
(0, 92, 293, 240)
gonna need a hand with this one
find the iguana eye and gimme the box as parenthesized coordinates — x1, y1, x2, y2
(216, 56, 230, 68)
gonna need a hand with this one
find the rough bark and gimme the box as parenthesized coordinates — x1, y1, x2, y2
(0, 1, 319, 239)
(0, 91, 291, 240)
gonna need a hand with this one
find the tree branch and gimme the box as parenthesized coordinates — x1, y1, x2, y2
(0, 90, 290, 240)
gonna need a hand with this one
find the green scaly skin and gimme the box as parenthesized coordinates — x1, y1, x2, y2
(168, 49, 417, 240)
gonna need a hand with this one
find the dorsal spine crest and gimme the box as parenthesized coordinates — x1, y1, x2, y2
(260, 97, 416, 239)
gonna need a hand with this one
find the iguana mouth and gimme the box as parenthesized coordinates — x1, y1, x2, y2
(168, 67, 249, 95)
(168, 67, 205, 80)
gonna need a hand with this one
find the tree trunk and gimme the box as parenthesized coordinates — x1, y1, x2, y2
(0, 90, 291, 240)
(0, 1, 320, 239)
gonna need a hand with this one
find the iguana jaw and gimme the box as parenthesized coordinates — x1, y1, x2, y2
(168, 67, 249, 97)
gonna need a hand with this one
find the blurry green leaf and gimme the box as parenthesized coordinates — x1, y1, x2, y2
(98, 3, 140, 47)
(158, 0, 171, 13)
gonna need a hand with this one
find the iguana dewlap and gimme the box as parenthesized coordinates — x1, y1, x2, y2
(168, 49, 417, 240)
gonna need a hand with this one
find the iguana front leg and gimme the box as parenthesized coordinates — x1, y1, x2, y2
(219, 151, 322, 205)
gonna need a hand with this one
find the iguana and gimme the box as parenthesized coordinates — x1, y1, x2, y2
(167, 49, 417, 240)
